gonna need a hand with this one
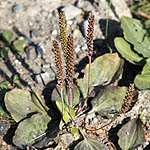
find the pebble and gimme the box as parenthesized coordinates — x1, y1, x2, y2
(73, 29, 83, 39)
(12, 4, 22, 13)
(81, 20, 89, 37)
(35, 72, 50, 85)
(26, 46, 37, 60)
(61, 5, 82, 20)
(14, 59, 21, 65)
(60, 133, 74, 148)
(42, 63, 50, 68)
(30, 30, 39, 38)
(51, 29, 58, 35)
(66, 20, 73, 25)
(36, 43, 46, 57)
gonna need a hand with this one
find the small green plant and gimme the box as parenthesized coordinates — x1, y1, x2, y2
(2, 12, 145, 149)
(0, 29, 26, 58)
(114, 16, 150, 90)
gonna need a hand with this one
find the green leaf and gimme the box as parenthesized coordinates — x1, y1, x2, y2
(114, 37, 144, 65)
(118, 118, 145, 150)
(13, 113, 52, 148)
(12, 74, 20, 81)
(121, 16, 146, 44)
(121, 16, 150, 57)
(141, 58, 150, 75)
(90, 86, 128, 118)
(134, 74, 150, 90)
(0, 47, 10, 58)
(31, 92, 48, 112)
(5, 89, 46, 122)
(70, 127, 79, 135)
(0, 40, 6, 47)
(56, 101, 75, 123)
(77, 53, 124, 98)
(51, 83, 80, 108)
(0, 80, 9, 88)
(2, 30, 13, 42)
(12, 40, 26, 52)
(74, 138, 108, 150)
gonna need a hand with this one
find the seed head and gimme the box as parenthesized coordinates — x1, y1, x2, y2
(59, 11, 68, 62)
(66, 34, 74, 89)
(87, 13, 95, 57)
(53, 40, 64, 89)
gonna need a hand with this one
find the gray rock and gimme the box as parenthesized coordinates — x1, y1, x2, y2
(60, 133, 74, 148)
(35, 72, 50, 85)
(12, 4, 22, 13)
(61, 5, 82, 20)
(30, 30, 39, 38)
(36, 43, 46, 57)
(26, 46, 37, 60)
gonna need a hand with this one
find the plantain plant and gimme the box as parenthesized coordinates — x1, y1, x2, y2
(2, 12, 145, 150)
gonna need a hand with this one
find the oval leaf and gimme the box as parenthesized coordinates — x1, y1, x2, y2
(121, 16, 146, 44)
(114, 37, 144, 65)
(134, 74, 150, 90)
(0, 47, 10, 58)
(90, 86, 128, 118)
(74, 138, 108, 150)
(12, 40, 26, 52)
(2, 30, 13, 42)
(121, 16, 150, 58)
(51, 83, 80, 108)
(117, 118, 145, 150)
(5, 89, 45, 122)
(77, 53, 124, 98)
(13, 113, 52, 148)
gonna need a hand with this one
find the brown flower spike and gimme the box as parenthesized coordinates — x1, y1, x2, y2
(53, 40, 64, 88)
(59, 11, 68, 62)
(87, 13, 95, 57)
(66, 34, 74, 89)
(120, 83, 135, 114)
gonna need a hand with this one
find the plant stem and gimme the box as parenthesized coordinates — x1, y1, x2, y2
(87, 56, 91, 98)
(68, 85, 74, 120)
(105, 0, 112, 41)
(60, 88, 64, 114)
(105, 0, 112, 54)
(77, 56, 91, 114)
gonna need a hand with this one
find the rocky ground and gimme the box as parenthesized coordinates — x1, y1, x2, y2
(0, 0, 150, 150)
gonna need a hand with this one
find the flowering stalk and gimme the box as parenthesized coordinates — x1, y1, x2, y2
(53, 40, 65, 114)
(66, 34, 74, 120)
(80, 13, 95, 112)
(59, 11, 68, 63)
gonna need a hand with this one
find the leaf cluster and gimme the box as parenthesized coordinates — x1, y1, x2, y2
(0, 29, 26, 58)
(115, 16, 150, 90)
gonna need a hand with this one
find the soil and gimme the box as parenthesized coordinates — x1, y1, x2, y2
(0, 0, 150, 150)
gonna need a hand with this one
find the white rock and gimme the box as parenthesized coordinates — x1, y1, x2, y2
(62, 5, 82, 20)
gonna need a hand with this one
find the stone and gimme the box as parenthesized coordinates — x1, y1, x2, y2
(60, 133, 74, 148)
(26, 46, 37, 60)
(35, 72, 50, 85)
(12, 4, 22, 13)
(36, 43, 46, 56)
(81, 20, 89, 37)
(61, 5, 82, 20)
